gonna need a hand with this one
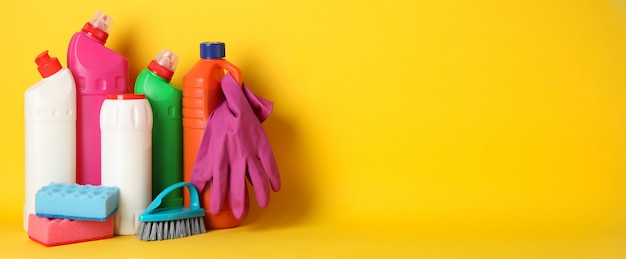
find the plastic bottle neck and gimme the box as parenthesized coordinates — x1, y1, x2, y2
(147, 61, 174, 81)
(81, 23, 108, 44)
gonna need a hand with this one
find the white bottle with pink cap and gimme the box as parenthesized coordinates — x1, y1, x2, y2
(100, 94, 152, 235)
(24, 50, 76, 231)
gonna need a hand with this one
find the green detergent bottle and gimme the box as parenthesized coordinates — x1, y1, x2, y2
(134, 49, 183, 208)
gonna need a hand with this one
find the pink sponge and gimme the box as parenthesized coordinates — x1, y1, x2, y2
(27, 214, 114, 246)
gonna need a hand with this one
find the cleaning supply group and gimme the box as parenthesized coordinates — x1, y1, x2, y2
(24, 11, 281, 246)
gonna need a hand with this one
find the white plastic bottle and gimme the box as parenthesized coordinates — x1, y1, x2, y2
(100, 94, 152, 235)
(24, 50, 77, 231)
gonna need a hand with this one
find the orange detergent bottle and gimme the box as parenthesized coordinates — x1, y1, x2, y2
(182, 42, 242, 229)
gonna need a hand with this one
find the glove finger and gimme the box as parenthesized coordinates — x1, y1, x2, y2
(240, 185, 250, 220)
(190, 164, 211, 193)
(242, 85, 274, 122)
(258, 137, 281, 192)
(229, 157, 247, 220)
(209, 136, 229, 215)
(190, 144, 211, 192)
(247, 157, 270, 208)
(190, 118, 215, 192)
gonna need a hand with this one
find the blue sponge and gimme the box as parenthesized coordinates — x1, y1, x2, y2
(35, 183, 119, 221)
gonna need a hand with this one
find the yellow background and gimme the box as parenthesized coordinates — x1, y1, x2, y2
(2, 0, 626, 257)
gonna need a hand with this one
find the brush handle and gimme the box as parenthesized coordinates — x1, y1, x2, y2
(144, 182, 201, 214)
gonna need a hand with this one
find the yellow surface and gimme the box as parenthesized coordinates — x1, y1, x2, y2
(2, 0, 626, 257)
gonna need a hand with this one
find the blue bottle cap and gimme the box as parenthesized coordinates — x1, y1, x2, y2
(200, 42, 225, 59)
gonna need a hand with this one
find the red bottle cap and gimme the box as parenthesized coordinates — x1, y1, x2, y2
(147, 49, 178, 81)
(81, 11, 113, 43)
(148, 61, 174, 81)
(81, 23, 109, 43)
(35, 50, 63, 78)
(106, 94, 146, 100)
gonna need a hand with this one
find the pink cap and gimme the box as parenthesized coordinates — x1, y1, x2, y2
(35, 50, 62, 78)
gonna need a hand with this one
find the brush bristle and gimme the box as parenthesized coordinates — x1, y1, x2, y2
(136, 217, 206, 241)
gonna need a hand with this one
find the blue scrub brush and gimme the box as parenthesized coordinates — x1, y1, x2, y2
(137, 182, 206, 241)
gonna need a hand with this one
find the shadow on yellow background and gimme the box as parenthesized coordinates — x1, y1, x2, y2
(2, 0, 626, 257)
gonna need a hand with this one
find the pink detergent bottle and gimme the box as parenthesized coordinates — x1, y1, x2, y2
(68, 11, 129, 185)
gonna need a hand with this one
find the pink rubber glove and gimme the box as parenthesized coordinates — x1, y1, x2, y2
(190, 73, 280, 219)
